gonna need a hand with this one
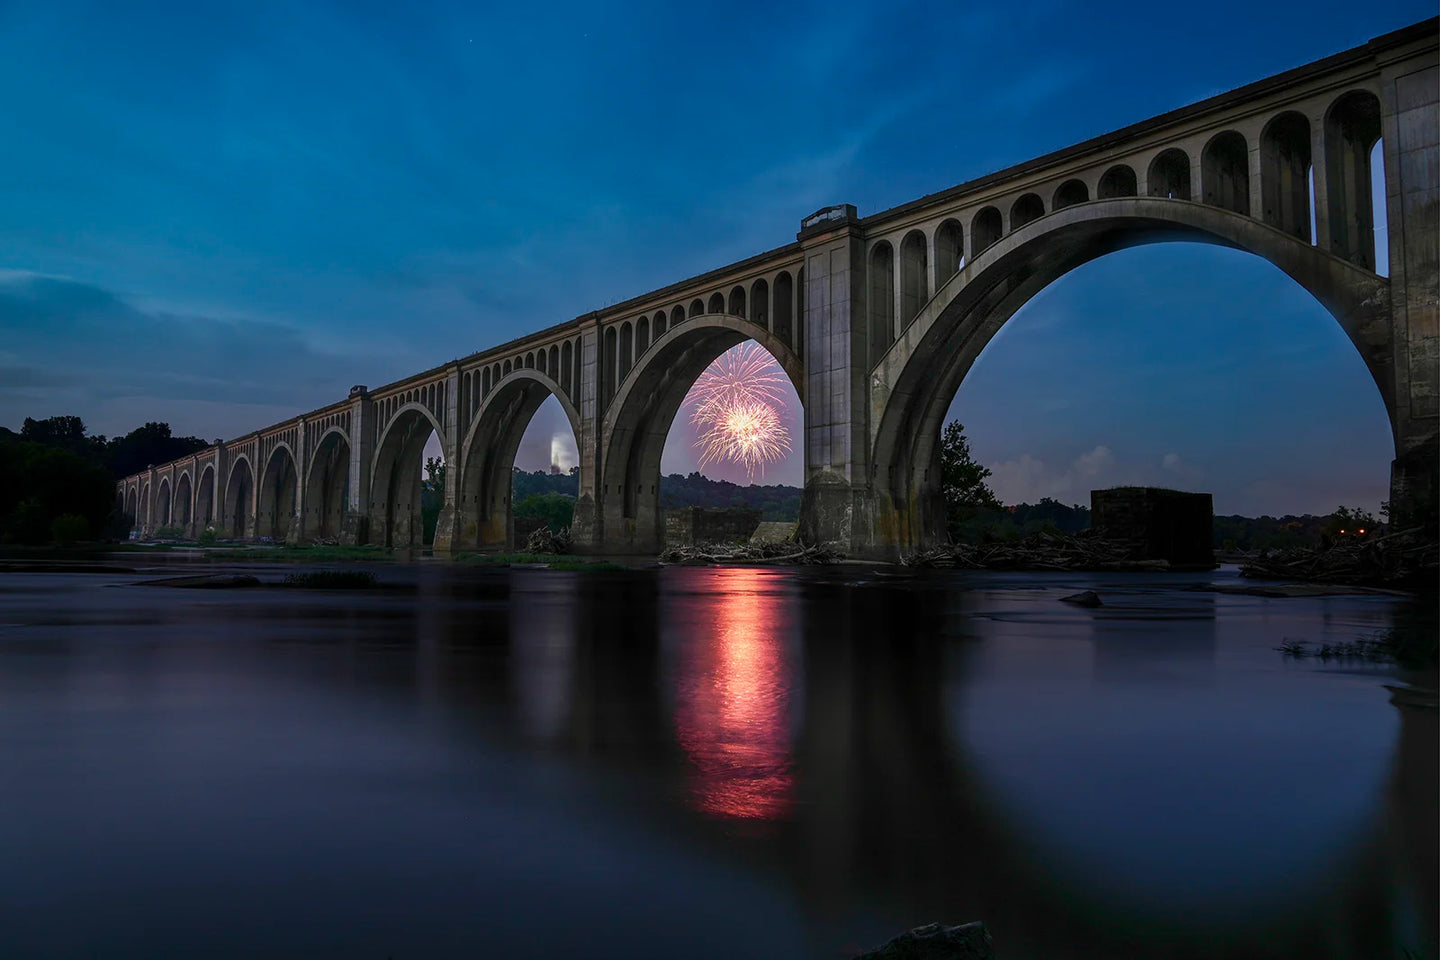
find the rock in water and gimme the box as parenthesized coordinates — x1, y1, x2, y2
(1060, 590, 1102, 607)
(854, 922, 995, 960)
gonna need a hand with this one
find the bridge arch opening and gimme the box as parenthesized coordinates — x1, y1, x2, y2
(457, 368, 581, 551)
(1202, 130, 1250, 214)
(370, 405, 442, 549)
(603, 326, 618, 407)
(972, 207, 1003, 255)
(1053, 179, 1089, 210)
(257, 445, 299, 541)
(707, 292, 725, 315)
(1261, 112, 1313, 241)
(196, 465, 215, 530)
(223, 457, 254, 538)
(1010, 194, 1045, 230)
(870, 199, 1395, 554)
(750, 278, 769, 328)
(729, 285, 746, 319)
(1098, 165, 1137, 199)
(304, 429, 351, 540)
(1325, 89, 1383, 270)
(124, 487, 138, 534)
(601, 316, 804, 552)
(900, 229, 929, 329)
(773, 272, 794, 347)
(174, 472, 193, 529)
(156, 478, 172, 529)
(935, 219, 965, 286)
(1147, 149, 1191, 200)
(619, 322, 634, 382)
(869, 240, 896, 359)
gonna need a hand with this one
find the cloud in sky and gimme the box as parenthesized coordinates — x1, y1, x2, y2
(0, 271, 403, 439)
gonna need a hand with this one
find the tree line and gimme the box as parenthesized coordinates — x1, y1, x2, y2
(0, 416, 207, 545)
(5, 412, 1382, 550)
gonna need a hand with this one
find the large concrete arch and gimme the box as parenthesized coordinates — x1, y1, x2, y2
(599, 314, 805, 552)
(303, 427, 351, 541)
(257, 442, 300, 542)
(156, 477, 172, 529)
(174, 470, 193, 531)
(369, 402, 444, 549)
(868, 196, 1394, 556)
(223, 455, 255, 539)
(449, 368, 584, 551)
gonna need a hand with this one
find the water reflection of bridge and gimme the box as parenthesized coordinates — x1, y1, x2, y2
(407, 568, 1435, 959)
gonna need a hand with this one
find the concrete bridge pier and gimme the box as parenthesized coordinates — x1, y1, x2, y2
(340, 392, 374, 546)
(794, 205, 881, 554)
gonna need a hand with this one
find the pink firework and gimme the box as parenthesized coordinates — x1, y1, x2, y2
(695, 399, 791, 478)
(688, 342, 788, 429)
(688, 343, 792, 478)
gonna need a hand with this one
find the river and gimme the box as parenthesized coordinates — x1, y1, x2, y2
(0, 561, 1434, 959)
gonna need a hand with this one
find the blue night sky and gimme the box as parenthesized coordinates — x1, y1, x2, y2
(0, 0, 1425, 514)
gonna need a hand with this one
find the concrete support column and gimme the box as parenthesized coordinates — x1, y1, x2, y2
(1309, 110, 1333, 253)
(288, 420, 306, 544)
(215, 443, 229, 538)
(1247, 140, 1264, 220)
(343, 392, 374, 545)
(572, 319, 602, 550)
(1379, 54, 1439, 525)
(143, 467, 155, 537)
(245, 451, 259, 540)
(794, 205, 875, 550)
(433, 366, 464, 553)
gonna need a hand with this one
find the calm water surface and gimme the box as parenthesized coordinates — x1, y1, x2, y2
(1, 562, 1434, 959)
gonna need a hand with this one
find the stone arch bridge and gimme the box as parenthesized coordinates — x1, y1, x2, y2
(121, 20, 1439, 558)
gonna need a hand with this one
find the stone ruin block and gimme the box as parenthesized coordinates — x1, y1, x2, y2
(663, 507, 762, 546)
(1091, 487, 1216, 570)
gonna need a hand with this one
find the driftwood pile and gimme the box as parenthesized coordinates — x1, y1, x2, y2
(659, 540, 840, 565)
(525, 526, 573, 554)
(1240, 527, 1438, 587)
(902, 530, 1168, 571)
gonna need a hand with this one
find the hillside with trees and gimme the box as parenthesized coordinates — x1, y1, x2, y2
(0, 415, 207, 544)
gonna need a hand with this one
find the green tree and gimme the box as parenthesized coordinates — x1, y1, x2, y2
(0, 440, 115, 544)
(513, 492, 575, 533)
(421, 457, 447, 545)
(104, 422, 207, 479)
(939, 420, 1000, 539)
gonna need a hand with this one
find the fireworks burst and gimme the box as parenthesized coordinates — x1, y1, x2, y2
(688, 343, 791, 478)
(688, 342, 788, 428)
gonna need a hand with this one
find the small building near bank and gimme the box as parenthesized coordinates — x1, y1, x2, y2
(1091, 487, 1216, 570)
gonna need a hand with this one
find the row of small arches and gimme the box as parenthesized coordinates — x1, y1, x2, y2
(866, 89, 1385, 352)
(599, 270, 803, 406)
(375, 381, 447, 445)
(462, 337, 582, 424)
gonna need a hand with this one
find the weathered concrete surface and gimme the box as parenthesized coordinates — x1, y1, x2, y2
(663, 506, 761, 546)
(118, 21, 1438, 557)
